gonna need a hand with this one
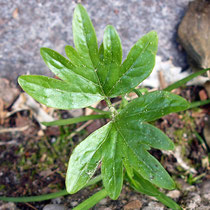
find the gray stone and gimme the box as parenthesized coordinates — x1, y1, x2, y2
(142, 201, 164, 210)
(0, 78, 19, 108)
(68, 109, 83, 118)
(43, 204, 67, 210)
(0, 202, 17, 210)
(204, 116, 210, 148)
(52, 197, 62, 204)
(178, 0, 210, 69)
(70, 201, 78, 207)
(0, 0, 191, 83)
(166, 190, 181, 200)
(185, 192, 201, 209)
(200, 180, 210, 202)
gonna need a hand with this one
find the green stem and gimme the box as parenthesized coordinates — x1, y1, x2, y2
(133, 89, 142, 97)
(195, 132, 210, 152)
(105, 98, 118, 119)
(164, 68, 210, 92)
(85, 175, 102, 187)
(189, 99, 210, 109)
(87, 106, 110, 115)
(42, 114, 110, 126)
(0, 175, 102, 203)
(105, 98, 112, 109)
(0, 190, 68, 203)
(73, 189, 108, 210)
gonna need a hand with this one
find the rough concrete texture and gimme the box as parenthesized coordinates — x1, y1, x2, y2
(0, 0, 192, 83)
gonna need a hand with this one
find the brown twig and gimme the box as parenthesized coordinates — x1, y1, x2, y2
(0, 125, 29, 134)
(0, 140, 18, 146)
(158, 70, 167, 89)
(25, 202, 38, 210)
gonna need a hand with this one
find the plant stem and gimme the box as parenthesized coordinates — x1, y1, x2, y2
(0, 190, 68, 203)
(87, 106, 111, 115)
(195, 132, 209, 152)
(164, 68, 210, 92)
(42, 114, 110, 126)
(105, 98, 112, 109)
(85, 175, 102, 187)
(0, 175, 102, 203)
(133, 89, 142, 97)
(189, 99, 210, 109)
(105, 98, 118, 119)
(73, 189, 108, 210)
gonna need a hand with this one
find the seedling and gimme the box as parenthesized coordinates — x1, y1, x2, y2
(15, 4, 193, 209)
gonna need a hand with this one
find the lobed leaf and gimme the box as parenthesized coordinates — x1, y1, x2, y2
(18, 5, 188, 204)
(19, 5, 160, 110)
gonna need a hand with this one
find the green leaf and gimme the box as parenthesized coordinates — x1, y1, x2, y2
(66, 122, 112, 194)
(19, 7, 160, 111)
(18, 75, 103, 109)
(115, 121, 174, 150)
(164, 68, 210, 92)
(103, 25, 122, 65)
(119, 133, 175, 189)
(66, 122, 123, 199)
(65, 45, 84, 67)
(99, 43, 104, 61)
(40, 47, 100, 86)
(73, 4, 99, 69)
(107, 31, 158, 97)
(127, 171, 181, 210)
(113, 91, 187, 189)
(40, 47, 75, 82)
(117, 91, 190, 122)
(97, 25, 122, 90)
(101, 124, 123, 199)
(65, 90, 189, 195)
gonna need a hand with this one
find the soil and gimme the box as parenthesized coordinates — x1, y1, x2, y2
(0, 83, 210, 210)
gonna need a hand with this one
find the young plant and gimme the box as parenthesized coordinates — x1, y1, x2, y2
(17, 4, 190, 209)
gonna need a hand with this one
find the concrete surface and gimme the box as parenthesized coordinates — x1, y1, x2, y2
(0, 0, 192, 83)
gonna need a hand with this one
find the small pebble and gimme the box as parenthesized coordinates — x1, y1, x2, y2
(71, 201, 78, 207)
(99, 198, 107, 205)
(43, 204, 66, 210)
(124, 200, 142, 210)
(167, 190, 181, 200)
